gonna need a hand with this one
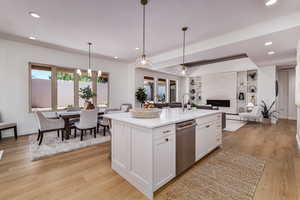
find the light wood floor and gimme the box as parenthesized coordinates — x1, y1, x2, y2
(0, 120, 299, 200)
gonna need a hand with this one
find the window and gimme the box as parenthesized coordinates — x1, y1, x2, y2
(169, 80, 177, 103)
(57, 69, 75, 109)
(79, 71, 93, 108)
(97, 73, 109, 108)
(31, 66, 52, 111)
(29, 63, 109, 112)
(157, 78, 167, 103)
(144, 76, 155, 101)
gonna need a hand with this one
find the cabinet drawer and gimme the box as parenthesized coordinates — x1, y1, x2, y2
(154, 124, 175, 139)
(196, 114, 218, 125)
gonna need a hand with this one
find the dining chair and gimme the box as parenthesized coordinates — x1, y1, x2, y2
(0, 113, 17, 140)
(35, 111, 65, 145)
(98, 109, 123, 136)
(74, 109, 98, 141)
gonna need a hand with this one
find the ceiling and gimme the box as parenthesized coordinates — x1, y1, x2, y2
(0, 0, 300, 62)
(158, 26, 300, 76)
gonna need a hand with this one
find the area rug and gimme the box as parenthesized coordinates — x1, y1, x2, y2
(29, 133, 110, 161)
(157, 150, 265, 200)
(0, 150, 3, 160)
(224, 120, 247, 132)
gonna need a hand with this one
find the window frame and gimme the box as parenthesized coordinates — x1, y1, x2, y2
(28, 62, 110, 112)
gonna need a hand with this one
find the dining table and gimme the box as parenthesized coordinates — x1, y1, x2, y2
(58, 110, 105, 139)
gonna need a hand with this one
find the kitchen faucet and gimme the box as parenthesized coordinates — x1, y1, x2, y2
(181, 93, 191, 112)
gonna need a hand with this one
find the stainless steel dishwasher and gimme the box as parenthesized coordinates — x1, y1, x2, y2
(176, 119, 196, 175)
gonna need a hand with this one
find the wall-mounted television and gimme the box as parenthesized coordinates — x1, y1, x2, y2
(207, 100, 230, 107)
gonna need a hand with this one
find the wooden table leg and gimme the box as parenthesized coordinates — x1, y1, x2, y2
(64, 118, 71, 140)
(13, 126, 17, 140)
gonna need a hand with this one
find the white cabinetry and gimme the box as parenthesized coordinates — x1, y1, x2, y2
(195, 113, 222, 162)
(111, 121, 175, 200)
(110, 111, 221, 200)
(153, 134, 175, 190)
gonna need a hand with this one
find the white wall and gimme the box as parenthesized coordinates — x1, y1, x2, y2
(134, 67, 184, 107)
(201, 72, 237, 114)
(296, 40, 300, 148)
(288, 69, 297, 120)
(0, 38, 129, 137)
(257, 66, 276, 109)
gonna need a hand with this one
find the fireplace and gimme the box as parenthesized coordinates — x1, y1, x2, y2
(206, 100, 230, 107)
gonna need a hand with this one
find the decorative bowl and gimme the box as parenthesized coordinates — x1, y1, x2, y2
(130, 108, 161, 118)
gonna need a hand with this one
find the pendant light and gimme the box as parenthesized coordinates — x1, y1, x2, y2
(136, 0, 152, 67)
(87, 42, 92, 77)
(181, 27, 188, 75)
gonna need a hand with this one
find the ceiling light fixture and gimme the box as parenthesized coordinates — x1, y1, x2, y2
(265, 41, 273, 46)
(29, 12, 40, 19)
(114, 56, 119, 59)
(136, 0, 152, 67)
(135, 47, 140, 50)
(29, 36, 36, 40)
(181, 27, 188, 75)
(268, 51, 275, 55)
(265, 0, 277, 6)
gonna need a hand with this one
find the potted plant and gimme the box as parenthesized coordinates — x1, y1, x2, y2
(135, 87, 147, 108)
(79, 86, 96, 110)
(260, 100, 278, 124)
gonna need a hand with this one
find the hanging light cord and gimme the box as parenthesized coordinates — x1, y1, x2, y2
(88, 42, 91, 69)
(183, 30, 185, 64)
(182, 27, 188, 65)
(142, 2, 146, 56)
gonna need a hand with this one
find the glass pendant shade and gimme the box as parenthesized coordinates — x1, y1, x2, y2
(136, 54, 152, 67)
(87, 68, 92, 77)
(98, 70, 102, 77)
(76, 69, 82, 76)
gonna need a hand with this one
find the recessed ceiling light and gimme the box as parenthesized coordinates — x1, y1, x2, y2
(29, 12, 40, 19)
(268, 51, 275, 55)
(135, 47, 140, 50)
(265, 41, 273, 46)
(265, 0, 277, 6)
(114, 56, 119, 59)
(29, 36, 36, 40)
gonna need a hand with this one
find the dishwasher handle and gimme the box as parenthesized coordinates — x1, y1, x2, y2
(176, 123, 197, 131)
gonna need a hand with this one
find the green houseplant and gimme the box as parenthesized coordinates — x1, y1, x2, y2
(135, 87, 147, 108)
(79, 86, 96, 109)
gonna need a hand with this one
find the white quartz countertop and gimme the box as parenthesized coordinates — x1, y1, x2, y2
(103, 108, 221, 129)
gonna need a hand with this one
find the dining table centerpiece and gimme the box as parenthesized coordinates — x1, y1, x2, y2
(79, 85, 96, 110)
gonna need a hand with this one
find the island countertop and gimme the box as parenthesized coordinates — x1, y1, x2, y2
(103, 108, 221, 129)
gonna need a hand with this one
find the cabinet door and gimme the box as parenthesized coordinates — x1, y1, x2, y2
(195, 122, 217, 161)
(154, 135, 175, 190)
(195, 123, 209, 161)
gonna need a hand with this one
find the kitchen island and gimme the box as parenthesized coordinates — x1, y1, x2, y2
(104, 108, 222, 200)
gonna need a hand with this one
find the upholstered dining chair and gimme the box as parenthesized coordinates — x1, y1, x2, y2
(98, 109, 123, 136)
(35, 111, 65, 145)
(74, 109, 98, 141)
(0, 113, 17, 140)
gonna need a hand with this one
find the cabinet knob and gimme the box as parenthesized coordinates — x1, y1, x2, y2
(206, 125, 210, 128)
(165, 138, 169, 142)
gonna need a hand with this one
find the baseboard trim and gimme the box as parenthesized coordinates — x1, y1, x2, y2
(0, 150, 3, 160)
(1, 129, 36, 138)
(296, 134, 300, 149)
